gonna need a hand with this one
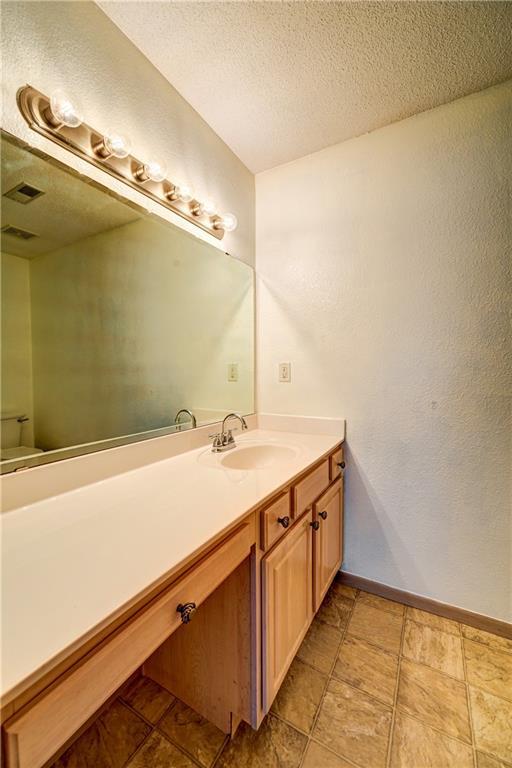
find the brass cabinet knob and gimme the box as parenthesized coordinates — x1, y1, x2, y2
(177, 602, 197, 624)
(310, 520, 320, 531)
(337, 461, 346, 469)
(277, 516, 290, 528)
(319, 510, 328, 520)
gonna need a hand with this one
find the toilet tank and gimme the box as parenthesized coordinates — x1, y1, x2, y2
(1, 414, 24, 449)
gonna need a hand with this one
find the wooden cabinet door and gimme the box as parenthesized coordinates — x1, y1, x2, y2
(262, 510, 314, 711)
(313, 478, 343, 612)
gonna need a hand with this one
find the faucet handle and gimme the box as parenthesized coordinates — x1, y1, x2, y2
(209, 433, 223, 448)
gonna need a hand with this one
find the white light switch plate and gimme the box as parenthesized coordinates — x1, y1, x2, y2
(227, 363, 239, 382)
(279, 362, 291, 383)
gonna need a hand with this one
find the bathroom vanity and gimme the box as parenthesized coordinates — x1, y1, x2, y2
(1, 425, 345, 768)
(0, 122, 346, 768)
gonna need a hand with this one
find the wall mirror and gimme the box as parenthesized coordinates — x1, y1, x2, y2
(0, 133, 254, 473)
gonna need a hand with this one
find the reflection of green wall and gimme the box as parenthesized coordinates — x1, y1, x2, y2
(1, 252, 34, 446)
(29, 218, 254, 450)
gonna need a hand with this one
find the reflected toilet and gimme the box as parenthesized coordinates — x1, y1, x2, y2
(0, 414, 43, 461)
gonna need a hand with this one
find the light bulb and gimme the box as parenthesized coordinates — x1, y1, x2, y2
(47, 90, 83, 128)
(135, 159, 167, 183)
(103, 129, 131, 159)
(201, 199, 217, 217)
(215, 213, 238, 232)
(94, 129, 131, 159)
(191, 197, 216, 217)
(177, 184, 194, 203)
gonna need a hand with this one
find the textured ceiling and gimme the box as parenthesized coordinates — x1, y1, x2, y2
(97, 1, 512, 173)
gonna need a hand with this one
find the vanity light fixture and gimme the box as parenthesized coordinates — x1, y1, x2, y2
(16, 84, 237, 240)
(94, 129, 131, 159)
(44, 90, 83, 129)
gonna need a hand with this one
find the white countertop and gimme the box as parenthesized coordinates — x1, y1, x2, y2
(1, 428, 342, 702)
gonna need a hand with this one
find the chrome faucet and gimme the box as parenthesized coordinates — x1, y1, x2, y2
(210, 412, 248, 452)
(174, 408, 197, 431)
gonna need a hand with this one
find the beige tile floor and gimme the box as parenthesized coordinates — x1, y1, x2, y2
(51, 581, 512, 768)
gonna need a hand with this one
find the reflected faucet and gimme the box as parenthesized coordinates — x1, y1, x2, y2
(210, 412, 248, 453)
(174, 409, 197, 431)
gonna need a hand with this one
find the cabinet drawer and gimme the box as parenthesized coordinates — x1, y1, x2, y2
(3, 520, 255, 768)
(329, 446, 345, 481)
(261, 492, 291, 551)
(293, 460, 329, 517)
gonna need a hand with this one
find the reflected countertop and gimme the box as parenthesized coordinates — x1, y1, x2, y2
(1, 426, 343, 703)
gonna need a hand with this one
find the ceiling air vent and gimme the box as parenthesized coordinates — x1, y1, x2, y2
(1, 225, 38, 240)
(3, 182, 45, 204)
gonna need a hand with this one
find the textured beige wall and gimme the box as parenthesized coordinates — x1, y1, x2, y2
(0, 1, 254, 265)
(0, 253, 34, 447)
(29, 218, 254, 450)
(256, 82, 512, 621)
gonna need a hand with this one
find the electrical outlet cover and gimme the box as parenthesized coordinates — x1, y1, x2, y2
(228, 363, 239, 382)
(279, 362, 291, 382)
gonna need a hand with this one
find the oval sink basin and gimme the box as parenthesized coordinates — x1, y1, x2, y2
(220, 444, 297, 470)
